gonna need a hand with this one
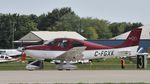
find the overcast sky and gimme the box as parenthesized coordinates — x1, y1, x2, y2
(0, 0, 150, 24)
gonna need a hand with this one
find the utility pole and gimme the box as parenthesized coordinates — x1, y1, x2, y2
(12, 22, 15, 49)
(79, 18, 84, 34)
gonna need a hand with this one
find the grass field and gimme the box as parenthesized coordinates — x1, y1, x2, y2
(0, 58, 150, 70)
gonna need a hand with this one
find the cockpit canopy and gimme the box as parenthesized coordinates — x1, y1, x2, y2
(44, 38, 84, 48)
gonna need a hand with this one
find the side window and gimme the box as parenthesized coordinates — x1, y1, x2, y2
(1, 56, 4, 58)
(5, 56, 8, 59)
(58, 40, 68, 48)
(72, 41, 84, 47)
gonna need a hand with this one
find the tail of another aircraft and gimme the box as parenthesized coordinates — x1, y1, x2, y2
(115, 28, 142, 48)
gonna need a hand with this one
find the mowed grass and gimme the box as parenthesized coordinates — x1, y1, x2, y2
(0, 58, 150, 70)
(77, 59, 150, 70)
(57, 83, 149, 84)
(65, 83, 149, 84)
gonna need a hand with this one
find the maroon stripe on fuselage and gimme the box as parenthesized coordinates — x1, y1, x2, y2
(25, 43, 113, 51)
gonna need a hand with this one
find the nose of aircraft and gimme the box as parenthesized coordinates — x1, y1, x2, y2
(17, 47, 25, 52)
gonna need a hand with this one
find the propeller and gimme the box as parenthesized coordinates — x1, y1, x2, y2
(17, 40, 26, 61)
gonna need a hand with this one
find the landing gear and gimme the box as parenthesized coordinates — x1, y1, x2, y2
(56, 60, 77, 70)
(26, 60, 77, 71)
(26, 60, 44, 71)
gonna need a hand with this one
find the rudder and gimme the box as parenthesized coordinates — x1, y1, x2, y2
(115, 28, 142, 48)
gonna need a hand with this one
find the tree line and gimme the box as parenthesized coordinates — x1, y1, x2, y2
(0, 7, 143, 49)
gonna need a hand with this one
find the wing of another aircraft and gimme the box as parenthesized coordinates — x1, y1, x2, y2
(0, 59, 17, 63)
(55, 46, 86, 61)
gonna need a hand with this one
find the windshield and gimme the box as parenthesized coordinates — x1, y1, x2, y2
(0, 51, 6, 54)
(43, 39, 55, 45)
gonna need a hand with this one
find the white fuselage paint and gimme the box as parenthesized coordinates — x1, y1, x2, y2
(25, 46, 138, 60)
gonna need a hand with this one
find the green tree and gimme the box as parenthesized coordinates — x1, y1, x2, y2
(0, 14, 38, 48)
(0, 14, 16, 48)
(83, 27, 98, 39)
(54, 13, 81, 32)
(80, 18, 111, 39)
(38, 7, 75, 31)
(109, 22, 125, 37)
(15, 15, 38, 40)
(109, 22, 143, 37)
(29, 14, 39, 23)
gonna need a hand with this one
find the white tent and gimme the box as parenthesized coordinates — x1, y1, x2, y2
(111, 24, 150, 39)
(14, 31, 86, 43)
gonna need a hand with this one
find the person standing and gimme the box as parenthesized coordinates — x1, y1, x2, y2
(120, 57, 125, 69)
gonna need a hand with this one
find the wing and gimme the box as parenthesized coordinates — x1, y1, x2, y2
(55, 46, 86, 61)
(0, 59, 17, 63)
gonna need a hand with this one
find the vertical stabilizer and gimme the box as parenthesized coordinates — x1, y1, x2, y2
(115, 28, 142, 48)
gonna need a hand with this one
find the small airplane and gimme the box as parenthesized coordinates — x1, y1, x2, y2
(21, 28, 142, 70)
(0, 54, 18, 63)
(0, 49, 23, 63)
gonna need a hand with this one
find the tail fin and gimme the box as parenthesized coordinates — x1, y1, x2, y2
(115, 28, 142, 48)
